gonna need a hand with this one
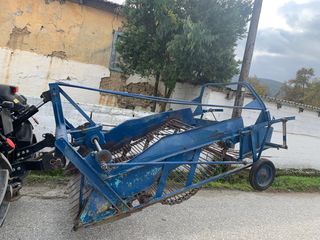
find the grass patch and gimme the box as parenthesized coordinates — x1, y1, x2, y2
(25, 168, 320, 192)
(26, 170, 71, 185)
(271, 176, 320, 192)
(205, 170, 320, 192)
(205, 170, 251, 191)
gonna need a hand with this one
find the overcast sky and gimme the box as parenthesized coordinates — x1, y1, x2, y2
(111, 0, 320, 82)
(245, 0, 320, 82)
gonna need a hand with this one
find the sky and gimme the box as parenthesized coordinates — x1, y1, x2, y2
(243, 0, 320, 82)
(111, 0, 320, 82)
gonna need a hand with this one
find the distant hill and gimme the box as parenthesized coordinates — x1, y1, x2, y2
(231, 76, 283, 97)
(257, 78, 283, 97)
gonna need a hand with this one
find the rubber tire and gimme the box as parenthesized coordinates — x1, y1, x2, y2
(249, 158, 276, 191)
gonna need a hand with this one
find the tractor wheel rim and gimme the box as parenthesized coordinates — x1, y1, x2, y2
(256, 165, 273, 187)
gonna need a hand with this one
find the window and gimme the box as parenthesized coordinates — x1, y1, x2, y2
(109, 31, 123, 72)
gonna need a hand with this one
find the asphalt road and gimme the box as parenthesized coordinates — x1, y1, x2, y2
(1, 187, 320, 240)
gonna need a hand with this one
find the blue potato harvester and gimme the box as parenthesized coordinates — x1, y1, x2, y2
(1, 81, 295, 229)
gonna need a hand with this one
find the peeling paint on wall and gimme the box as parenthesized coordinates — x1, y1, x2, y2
(7, 26, 31, 49)
(14, 8, 24, 16)
(0, 0, 124, 107)
(0, 48, 110, 104)
(48, 50, 67, 59)
(0, 0, 123, 66)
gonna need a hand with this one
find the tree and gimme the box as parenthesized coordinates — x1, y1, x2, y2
(289, 67, 314, 98)
(281, 67, 317, 105)
(248, 75, 268, 96)
(281, 81, 304, 103)
(291, 68, 314, 88)
(117, 0, 253, 111)
(303, 80, 320, 107)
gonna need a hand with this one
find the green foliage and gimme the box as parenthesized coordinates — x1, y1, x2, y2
(167, 0, 252, 84)
(117, 0, 181, 78)
(303, 80, 320, 107)
(117, 0, 253, 99)
(281, 82, 304, 104)
(281, 67, 320, 106)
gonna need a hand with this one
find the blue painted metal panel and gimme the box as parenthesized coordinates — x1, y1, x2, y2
(104, 108, 195, 149)
(186, 149, 201, 186)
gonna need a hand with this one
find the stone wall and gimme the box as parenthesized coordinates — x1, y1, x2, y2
(100, 74, 161, 111)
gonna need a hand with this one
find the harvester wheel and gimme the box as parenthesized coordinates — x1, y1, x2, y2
(249, 158, 275, 191)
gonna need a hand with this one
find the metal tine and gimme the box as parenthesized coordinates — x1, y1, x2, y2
(150, 184, 158, 196)
(69, 188, 91, 206)
(68, 182, 84, 197)
(66, 175, 82, 190)
(206, 165, 218, 176)
(169, 168, 187, 186)
(143, 136, 152, 150)
(173, 166, 188, 180)
(196, 163, 212, 178)
(136, 141, 146, 151)
(130, 144, 143, 155)
(169, 173, 184, 186)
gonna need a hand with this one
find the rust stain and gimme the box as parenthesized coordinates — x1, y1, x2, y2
(4, 51, 14, 85)
(7, 26, 31, 49)
(44, 0, 66, 5)
(45, 57, 53, 86)
(47, 50, 67, 59)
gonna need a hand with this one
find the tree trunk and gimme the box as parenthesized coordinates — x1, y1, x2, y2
(160, 87, 174, 112)
(151, 73, 160, 112)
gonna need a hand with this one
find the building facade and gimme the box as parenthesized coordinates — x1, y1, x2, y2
(0, 0, 123, 103)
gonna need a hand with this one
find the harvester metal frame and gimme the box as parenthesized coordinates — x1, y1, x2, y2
(49, 82, 294, 228)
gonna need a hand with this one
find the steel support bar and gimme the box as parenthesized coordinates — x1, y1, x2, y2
(186, 150, 201, 186)
(59, 87, 94, 125)
(56, 82, 264, 111)
(138, 164, 252, 209)
(105, 161, 247, 167)
(55, 138, 130, 212)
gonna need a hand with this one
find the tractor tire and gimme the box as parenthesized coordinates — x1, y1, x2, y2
(0, 167, 10, 226)
(249, 158, 276, 191)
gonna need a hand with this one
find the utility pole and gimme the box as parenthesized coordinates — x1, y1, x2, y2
(232, 0, 263, 118)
